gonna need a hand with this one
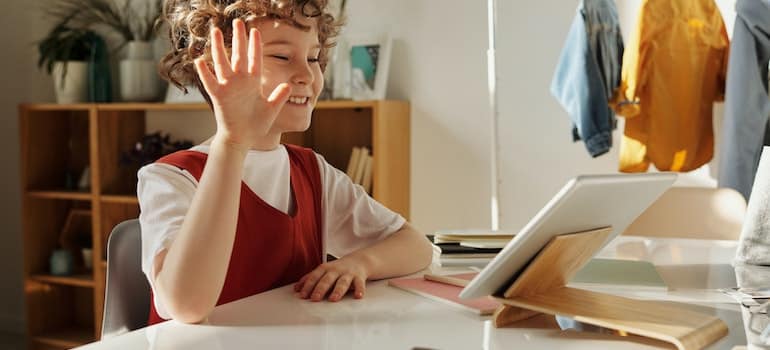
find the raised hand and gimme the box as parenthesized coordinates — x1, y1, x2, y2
(195, 19, 292, 147)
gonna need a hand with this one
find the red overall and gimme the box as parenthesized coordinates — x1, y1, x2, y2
(147, 144, 324, 325)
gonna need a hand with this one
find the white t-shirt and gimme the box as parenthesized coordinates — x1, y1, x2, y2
(137, 144, 406, 319)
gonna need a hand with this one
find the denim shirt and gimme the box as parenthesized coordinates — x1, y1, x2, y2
(551, 0, 623, 158)
(718, 0, 770, 200)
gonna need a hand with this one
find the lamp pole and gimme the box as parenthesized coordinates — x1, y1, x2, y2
(487, 0, 501, 231)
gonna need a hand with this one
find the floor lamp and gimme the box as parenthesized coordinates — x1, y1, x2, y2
(487, 0, 501, 231)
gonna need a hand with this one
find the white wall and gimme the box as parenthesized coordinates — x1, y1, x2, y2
(342, 1, 493, 233)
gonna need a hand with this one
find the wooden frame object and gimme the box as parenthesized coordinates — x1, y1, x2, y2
(19, 100, 410, 349)
(491, 227, 728, 350)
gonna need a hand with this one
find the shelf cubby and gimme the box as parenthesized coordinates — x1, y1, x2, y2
(19, 106, 92, 194)
(25, 282, 95, 349)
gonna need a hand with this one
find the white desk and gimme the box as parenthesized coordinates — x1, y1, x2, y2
(77, 237, 769, 349)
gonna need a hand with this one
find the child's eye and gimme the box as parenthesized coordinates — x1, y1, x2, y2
(308, 57, 320, 63)
(269, 55, 289, 61)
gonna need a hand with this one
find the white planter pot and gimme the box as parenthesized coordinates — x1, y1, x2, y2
(119, 59, 161, 102)
(125, 41, 153, 60)
(52, 61, 89, 104)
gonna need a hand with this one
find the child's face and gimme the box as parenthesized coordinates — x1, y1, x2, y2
(252, 15, 324, 134)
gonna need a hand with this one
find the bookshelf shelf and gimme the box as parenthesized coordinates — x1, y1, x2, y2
(27, 191, 93, 201)
(30, 274, 95, 288)
(100, 195, 139, 205)
(32, 327, 94, 348)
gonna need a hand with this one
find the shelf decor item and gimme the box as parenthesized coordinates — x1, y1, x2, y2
(120, 132, 194, 167)
(37, 20, 104, 104)
(58, 209, 93, 272)
(82, 248, 93, 270)
(335, 33, 392, 101)
(44, 0, 164, 101)
(50, 249, 74, 276)
(119, 40, 162, 102)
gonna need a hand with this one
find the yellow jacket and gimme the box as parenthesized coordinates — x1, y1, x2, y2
(612, 0, 729, 172)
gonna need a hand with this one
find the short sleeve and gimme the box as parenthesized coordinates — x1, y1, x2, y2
(137, 163, 198, 318)
(316, 154, 406, 258)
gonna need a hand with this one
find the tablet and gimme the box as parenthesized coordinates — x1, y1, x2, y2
(458, 173, 676, 299)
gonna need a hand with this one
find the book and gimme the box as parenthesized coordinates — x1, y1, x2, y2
(433, 230, 514, 244)
(345, 147, 361, 178)
(439, 257, 493, 267)
(434, 229, 516, 238)
(435, 242, 501, 255)
(388, 275, 499, 315)
(361, 154, 373, 193)
(353, 147, 370, 184)
(441, 253, 497, 259)
(459, 241, 508, 249)
(424, 272, 476, 287)
(434, 236, 511, 244)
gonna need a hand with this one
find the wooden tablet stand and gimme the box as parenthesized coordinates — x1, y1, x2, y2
(491, 227, 727, 350)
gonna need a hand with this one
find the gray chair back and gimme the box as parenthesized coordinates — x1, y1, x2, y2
(101, 219, 150, 339)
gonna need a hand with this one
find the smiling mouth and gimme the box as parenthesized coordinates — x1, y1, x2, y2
(288, 96, 310, 105)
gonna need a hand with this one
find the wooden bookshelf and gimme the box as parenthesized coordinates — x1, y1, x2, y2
(18, 100, 410, 348)
(30, 274, 95, 288)
(27, 191, 93, 201)
(32, 327, 94, 349)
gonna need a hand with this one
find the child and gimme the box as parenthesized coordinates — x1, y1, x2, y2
(138, 0, 435, 324)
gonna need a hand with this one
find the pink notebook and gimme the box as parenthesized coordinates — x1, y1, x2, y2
(388, 274, 500, 315)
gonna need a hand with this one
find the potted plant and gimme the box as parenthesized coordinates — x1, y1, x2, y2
(37, 18, 100, 104)
(45, 0, 164, 101)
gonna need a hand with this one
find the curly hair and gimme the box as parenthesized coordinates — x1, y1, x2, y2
(158, 0, 343, 106)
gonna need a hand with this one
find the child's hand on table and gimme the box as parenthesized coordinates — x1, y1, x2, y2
(294, 255, 370, 302)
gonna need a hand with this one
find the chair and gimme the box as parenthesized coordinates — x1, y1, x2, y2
(623, 187, 747, 240)
(101, 219, 150, 339)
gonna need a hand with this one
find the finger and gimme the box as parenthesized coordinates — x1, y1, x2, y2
(295, 274, 309, 292)
(352, 276, 366, 299)
(210, 27, 233, 81)
(299, 268, 326, 299)
(267, 83, 292, 110)
(231, 19, 247, 73)
(258, 83, 292, 131)
(310, 272, 340, 302)
(194, 58, 218, 95)
(328, 275, 353, 302)
(247, 28, 262, 79)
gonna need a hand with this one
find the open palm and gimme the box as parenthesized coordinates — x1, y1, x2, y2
(195, 19, 292, 146)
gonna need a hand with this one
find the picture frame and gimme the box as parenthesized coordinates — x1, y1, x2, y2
(335, 33, 392, 101)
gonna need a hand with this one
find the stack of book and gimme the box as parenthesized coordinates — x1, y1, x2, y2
(346, 146, 373, 194)
(432, 230, 515, 267)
